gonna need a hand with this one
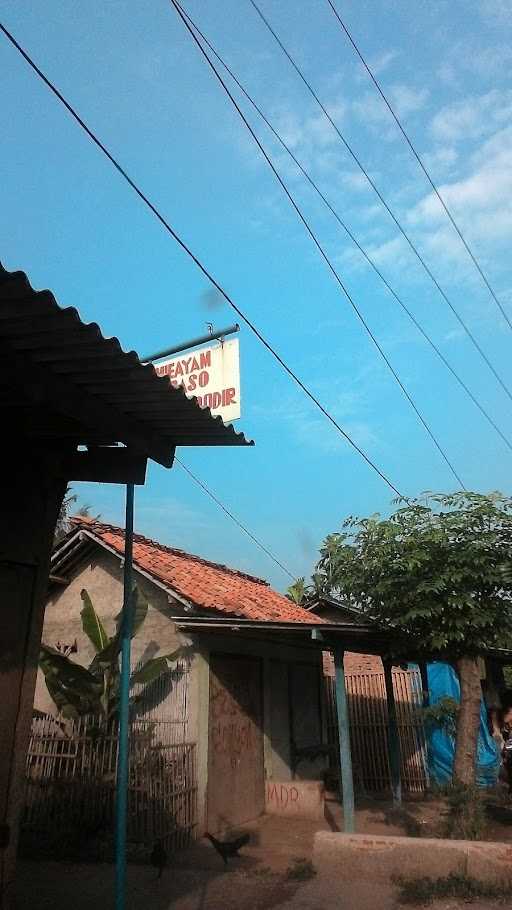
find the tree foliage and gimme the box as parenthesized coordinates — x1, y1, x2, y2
(54, 488, 97, 542)
(40, 587, 191, 719)
(315, 492, 512, 659)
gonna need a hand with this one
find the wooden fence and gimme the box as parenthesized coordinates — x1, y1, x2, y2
(325, 668, 428, 795)
(23, 666, 197, 855)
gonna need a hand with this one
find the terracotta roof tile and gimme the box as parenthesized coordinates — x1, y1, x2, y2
(71, 518, 324, 625)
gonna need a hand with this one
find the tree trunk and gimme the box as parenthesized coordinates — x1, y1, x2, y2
(453, 656, 482, 785)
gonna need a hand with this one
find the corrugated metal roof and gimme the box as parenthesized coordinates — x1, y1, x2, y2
(0, 263, 253, 466)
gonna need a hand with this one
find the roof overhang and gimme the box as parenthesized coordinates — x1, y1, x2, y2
(172, 616, 390, 654)
(0, 263, 253, 480)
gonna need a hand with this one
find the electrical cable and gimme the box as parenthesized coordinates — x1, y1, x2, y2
(175, 457, 296, 580)
(0, 20, 403, 496)
(326, 0, 512, 334)
(170, 0, 466, 489)
(248, 0, 512, 406)
(172, 1, 512, 458)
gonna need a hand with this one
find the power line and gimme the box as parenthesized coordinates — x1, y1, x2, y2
(170, 0, 465, 489)
(0, 21, 403, 496)
(248, 0, 512, 406)
(175, 457, 296, 580)
(326, 0, 512, 335)
(173, 3, 512, 459)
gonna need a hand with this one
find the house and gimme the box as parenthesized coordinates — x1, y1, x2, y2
(36, 518, 337, 836)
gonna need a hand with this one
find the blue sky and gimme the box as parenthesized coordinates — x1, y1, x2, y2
(2, 0, 512, 590)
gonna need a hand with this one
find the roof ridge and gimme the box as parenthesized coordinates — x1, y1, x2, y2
(71, 516, 272, 588)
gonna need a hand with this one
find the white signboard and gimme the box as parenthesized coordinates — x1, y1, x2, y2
(154, 338, 241, 422)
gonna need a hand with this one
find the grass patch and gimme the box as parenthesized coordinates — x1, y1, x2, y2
(395, 872, 510, 905)
(286, 857, 316, 881)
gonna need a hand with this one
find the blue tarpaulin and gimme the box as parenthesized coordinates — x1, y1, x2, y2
(425, 662, 500, 787)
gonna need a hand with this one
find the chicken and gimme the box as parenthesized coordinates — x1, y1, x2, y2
(150, 839, 167, 878)
(205, 831, 250, 865)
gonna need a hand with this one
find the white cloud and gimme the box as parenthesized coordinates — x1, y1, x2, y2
(479, 0, 512, 21)
(410, 125, 512, 235)
(368, 49, 399, 76)
(268, 100, 348, 179)
(357, 121, 510, 295)
(352, 90, 388, 126)
(365, 235, 411, 270)
(389, 85, 429, 118)
(340, 170, 372, 191)
(353, 84, 428, 128)
(430, 89, 512, 143)
(421, 146, 459, 173)
(274, 101, 345, 152)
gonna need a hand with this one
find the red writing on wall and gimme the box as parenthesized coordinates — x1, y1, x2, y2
(266, 782, 300, 810)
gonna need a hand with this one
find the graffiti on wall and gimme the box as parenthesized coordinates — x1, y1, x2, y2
(210, 672, 255, 769)
(266, 781, 300, 810)
(265, 780, 324, 819)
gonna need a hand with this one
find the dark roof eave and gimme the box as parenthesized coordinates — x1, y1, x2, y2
(0, 264, 253, 462)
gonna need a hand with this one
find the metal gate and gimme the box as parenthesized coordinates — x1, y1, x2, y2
(325, 668, 428, 794)
(207, 654, 264, 832)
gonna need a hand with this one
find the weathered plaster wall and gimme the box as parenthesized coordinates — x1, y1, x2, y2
(36, 550, 199, 742)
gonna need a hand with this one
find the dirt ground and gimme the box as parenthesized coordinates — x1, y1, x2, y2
(15, 804, 510, 910)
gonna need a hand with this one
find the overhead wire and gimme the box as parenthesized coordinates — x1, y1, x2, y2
(175, 457, 296, 580)
(172, 1, 512, 459)
(248, 0, 512, 406)
(326, 0, 512, 335)
(170, 0, 466, 489)
(0, 20, 404, 500)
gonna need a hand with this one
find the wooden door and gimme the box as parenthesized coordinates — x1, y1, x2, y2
(207, 654, 264, 832)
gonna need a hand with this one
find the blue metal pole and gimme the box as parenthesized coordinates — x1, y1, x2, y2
(115, 482, 135, 910)
(333, 648, 355, 833)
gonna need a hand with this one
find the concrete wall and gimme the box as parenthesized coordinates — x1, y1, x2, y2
(314, 831, 512, 885)
(37, 550, 327, 835)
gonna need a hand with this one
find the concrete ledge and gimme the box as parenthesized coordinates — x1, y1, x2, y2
(266, 781, 324, 819)
(314, 832, 512, 884)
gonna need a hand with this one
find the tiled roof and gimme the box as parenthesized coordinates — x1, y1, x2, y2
(70, 518, 324, 625)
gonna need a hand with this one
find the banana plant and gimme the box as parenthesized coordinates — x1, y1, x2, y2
(40, 587, 191, 719)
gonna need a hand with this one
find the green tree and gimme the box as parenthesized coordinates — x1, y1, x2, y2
(314, 492, 512, 784)
(286, 573, 324, 606)
(287, 577, 308, 605)
(54, 488, 96, 542)
(40, 588, 190, 719)
(54, 488, 78, 542)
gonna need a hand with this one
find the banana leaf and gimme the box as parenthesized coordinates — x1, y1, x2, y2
(130, 645, 192, 686)
(80, 589, 109, 653)
(39, 644, 102, 717)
